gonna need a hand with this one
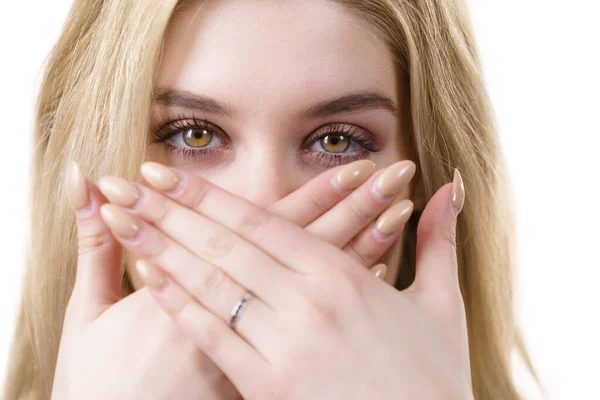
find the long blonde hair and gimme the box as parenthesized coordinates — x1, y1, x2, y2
(2, 0, 541, 399)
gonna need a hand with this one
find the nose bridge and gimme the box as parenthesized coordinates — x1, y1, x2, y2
(234, 143, 294, 208)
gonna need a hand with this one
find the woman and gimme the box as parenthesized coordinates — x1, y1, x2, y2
(3, 0, 541, 399)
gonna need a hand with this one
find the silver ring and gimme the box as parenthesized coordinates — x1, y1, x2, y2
(228, 290, 253, 330)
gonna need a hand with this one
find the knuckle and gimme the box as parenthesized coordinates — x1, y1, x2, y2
(197, 267, 228, 303)
(203, 227, 236, 259)
(153, 198, 171, 227)
(236, 210, 271, 237)
(296, 284, 341, 331)
(418, 217, 457, 252)
(149, 236, 169, 259)
(189, 183, 210, 214)
(77, 228, 113, 256)
(138, 227, 169, 259)
(306, 185, 331, 214)
(345, 237, 379, 267)
(344, 200, 372, 225)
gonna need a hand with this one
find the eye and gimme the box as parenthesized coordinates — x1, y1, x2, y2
(302, 122, 383, 166)
(309, 134, 362, 154)
(173, 127, 223, 149)
(149, 114, 383, 167)
(149, 116, 229, 161)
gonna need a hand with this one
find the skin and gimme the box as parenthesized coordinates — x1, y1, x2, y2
(98, 164, 473, 400)
(125, 0, 424, 290)
(53, 2, 470, 399)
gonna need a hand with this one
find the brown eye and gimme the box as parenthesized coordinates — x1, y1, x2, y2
(321, 134, 349, 153)
(183, 128, 213, 148)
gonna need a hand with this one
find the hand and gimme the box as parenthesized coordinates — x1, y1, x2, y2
(267, 159, 416, 271)
(55, 159, 414, 400)
(99, 163, 473, 400)
(54, 162, 241, 400)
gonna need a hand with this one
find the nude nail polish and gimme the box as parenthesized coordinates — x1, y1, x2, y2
(98, 176, 140, 207)
(372, 160, 416, 199)
(140, 162, 179, 191)
(331, 160, 376, 191)
(451, 168, 465, 217)
(100, 204, 139, 238)
(66, 161, 90, 210)
(136, 259, 165, 290)
(370, 263, 388, 280)
(375, 199, 414, 235)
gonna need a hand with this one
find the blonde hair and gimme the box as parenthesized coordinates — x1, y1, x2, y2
(2, 0, 542, 399)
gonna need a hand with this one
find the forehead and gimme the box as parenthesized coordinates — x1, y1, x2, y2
(157, 0, 398, 117)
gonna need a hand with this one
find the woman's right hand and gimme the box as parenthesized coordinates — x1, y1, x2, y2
(52, 162, 241, 400)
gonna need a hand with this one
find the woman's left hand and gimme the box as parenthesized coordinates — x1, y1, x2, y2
(99, 162, 474, 400)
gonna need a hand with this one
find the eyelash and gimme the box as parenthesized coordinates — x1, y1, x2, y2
(149, 112, 383, 167)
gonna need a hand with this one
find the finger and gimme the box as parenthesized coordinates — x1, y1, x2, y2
(369, 263, 388, 280)
(97, 176, 298, 306)
(343, 199, 413, 267)
(408, 168, 465, 298)
(139, 162, 354, 275)
(306, 160, 416, 248)
(98, 204, 277, 352)
(134, 259, 269, 398)
(65, 161, 122, 325)
(267, 160, 375, 226)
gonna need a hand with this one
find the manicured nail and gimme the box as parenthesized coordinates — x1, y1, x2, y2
(140, 162, 179, 191)
(370, 263, 388, 280)
(331, 160, 376, 192)
(100, 204, 139, 238)
(66, 161, 90, 210)
(375, 199, 414, 235)
(136, 259, 165, 290)
(451, 168, 465, 217)
(98, 176, 140, 207)
(372, 160, 416, 200)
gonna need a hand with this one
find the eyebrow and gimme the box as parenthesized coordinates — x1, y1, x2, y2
(152, 86, 399, 118)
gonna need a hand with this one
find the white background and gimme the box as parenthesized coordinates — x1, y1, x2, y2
(0, 1, 598, 399)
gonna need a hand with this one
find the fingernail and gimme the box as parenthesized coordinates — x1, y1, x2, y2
(372, 160, 416, 200)
(100, 204, 140, 238)
(331, 160, 376, 192)
(98, 176, 140, 207)
(140, 162, 179, 191)
(66, 161, 90, 210)
(136, 259, 165, 290)
(451, 168, 465, 217)
(370, 263, 388, 280)
(375, 199, 413, 235)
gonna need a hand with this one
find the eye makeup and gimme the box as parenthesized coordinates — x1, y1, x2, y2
(149, 111, 384, 167)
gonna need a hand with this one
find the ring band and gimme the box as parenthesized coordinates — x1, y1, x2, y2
(228, 290, 253, 330)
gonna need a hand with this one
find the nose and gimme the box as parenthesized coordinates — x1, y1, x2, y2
(220, 147, 299, 209)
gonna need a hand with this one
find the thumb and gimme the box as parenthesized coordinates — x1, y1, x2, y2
(408, 168, 465, 297)
(66, 161, 123, 324)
